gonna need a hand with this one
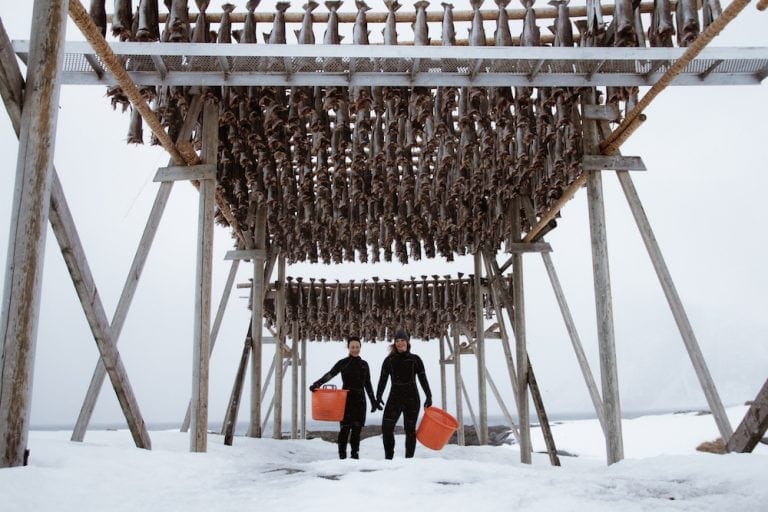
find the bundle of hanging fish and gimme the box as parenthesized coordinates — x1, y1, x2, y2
(259, 273, 510, 341)
(98, 0, 717, 264)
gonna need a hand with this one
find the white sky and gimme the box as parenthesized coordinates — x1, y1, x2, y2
(0, 2, 766, 432)
(2, 405, 767, 511)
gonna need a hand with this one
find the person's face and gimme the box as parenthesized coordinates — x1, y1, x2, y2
(395, 338, 408, 352)
(348, 340, 361, 357)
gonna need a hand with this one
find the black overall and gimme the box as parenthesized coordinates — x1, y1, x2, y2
(376, 350, 432, 459)
(312, 356, 376, 458)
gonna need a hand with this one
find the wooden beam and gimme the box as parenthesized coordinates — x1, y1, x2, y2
(189, 101, 217, 453)
(72, 96, 203, 442)
(4, 1, 149, 467)
(473, 252, 488, 445)
(505, 242, 552, 254)
(249, 208, 268, 438)
(615, 168, 733, 441)
(300, 337, 307, 439)
(510, 198, 532, 464)
(727, 378, 768, 453)
(439, 335, 448, 411)
(584, 94, 624, 465)
(273, 254, 286, 440)
(540, 252, 608, 433)
(225, 249, 268, 261)
(50, 173, 152, 450)
(222, 324, 251, 446)
(582, 155, 646, 171)
(451, 326, 465, 446)
(527, 357, 561, 466)
(153, 164, 217, 183)
(0, 18, 24, 137)
(485, 370, 521, 445)
(290, 323, 299, 440)
(181, 255, 240, 433)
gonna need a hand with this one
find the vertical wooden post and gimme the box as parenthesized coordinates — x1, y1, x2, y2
(511, 199, 532, 463)
(189, 100, 217, 453)
(473, 253, 488, 445)
(273, 254, 286, 439)
(0, 0, 68, 468)
(583, 92, 624, 464)
(249, 211, 267, 438)
(300, 337, 307, 439)
(291, 322, 299, 439)
(439, 334, 447, 410)
(615, 170, 733, 440)
(452, 326, 465, 446)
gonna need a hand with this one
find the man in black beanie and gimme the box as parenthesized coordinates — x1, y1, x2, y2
(374, 328, 433, 459)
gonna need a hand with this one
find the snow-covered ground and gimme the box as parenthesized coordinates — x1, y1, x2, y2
(1, 405, 765, 512)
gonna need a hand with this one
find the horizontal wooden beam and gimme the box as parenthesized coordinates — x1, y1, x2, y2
(582, 155, 646, 171)
(505, 242, 553, 254)
(225, 249, 268, 261)
(153, 164, 216, 182)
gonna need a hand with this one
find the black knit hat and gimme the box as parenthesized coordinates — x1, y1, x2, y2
(393, 329, 409, 341)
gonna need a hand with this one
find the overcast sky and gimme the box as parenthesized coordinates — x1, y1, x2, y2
(0, 2, 765, 432)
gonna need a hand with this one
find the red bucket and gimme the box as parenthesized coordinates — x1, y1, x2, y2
(416, 406, 459, 450)
(311, 385, 348, 421)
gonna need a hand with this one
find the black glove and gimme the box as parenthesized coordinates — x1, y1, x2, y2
(309, 383, 319, 392)
(370, 398, 384, 413)
(424, 396, 432, 409)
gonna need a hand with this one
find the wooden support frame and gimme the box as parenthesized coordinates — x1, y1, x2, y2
(0, 2, 151, 464)
(451, 326, 465, 446)
(291, 323, 299, 440)
(300, 337, 307, 439)
(727, 378, 768, 453)
(584, 92, 624, 465)
(613, 167, 733, 441)
(222, 322, 251, 446)
(439, 335, 447, 411)
(189, 100, 218, 453)
(72, 96, 203, 442)
(181, 255, 241, 433)
(272, 255, 286, 440)
(249, 208, 268, 438)
(473, 252, 489, 445)
(0, 0, 70, 467)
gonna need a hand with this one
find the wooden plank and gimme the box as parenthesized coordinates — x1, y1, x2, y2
(582, 155, 646, 171)
(181, 256, 240, 433)
(505, 242, 552, 253)
(439, 335, 447, 411)
(225, 249, 268, 261)
(615, 169, 733, 441)
(49, 173, 152, 450)
(300, 337, 307, 439)
(485, 370, 521, 444)
(451, 327, 465, 446)
(0, 1, 109, 467)
(72, 96, 203, 442)
(584, 96, 624, 465)
(249, 209, 269, 438)
(189, 101, 218, 453)
(153, 163, 217, 182)
(527, 358, 561, 466)
(473, 252, 488, 445)
(541, 252, 608, 433)
(222, 324, 251, 446)
(727, 378, 768, 453)
(273, 254, 286, 440)
(290, 323, 299, 440)
(0, 18, 24, 136)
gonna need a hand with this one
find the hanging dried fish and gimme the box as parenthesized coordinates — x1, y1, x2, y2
(89, 0, 108, 37)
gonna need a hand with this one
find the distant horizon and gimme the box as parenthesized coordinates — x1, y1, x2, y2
(30, 405, 725, 432)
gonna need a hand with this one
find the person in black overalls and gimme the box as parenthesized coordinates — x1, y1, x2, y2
(310, 336, 380, 459)
(375, 329, 433, 459)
